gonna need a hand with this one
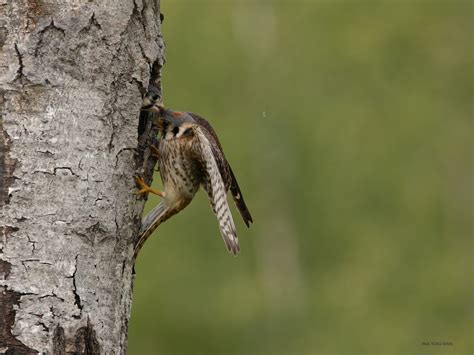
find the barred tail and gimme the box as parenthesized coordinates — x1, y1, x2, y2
(134, 201, 169, 261)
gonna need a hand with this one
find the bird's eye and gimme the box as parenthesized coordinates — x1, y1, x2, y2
(182, 128, 193, 136)
(151, 94, 159, 101)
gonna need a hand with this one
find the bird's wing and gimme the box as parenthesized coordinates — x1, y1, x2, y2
(188, 113, 230, 184)
(189, 113, 253, 227)
(192, 125, 240, 255)
(227, 165, 253, 227)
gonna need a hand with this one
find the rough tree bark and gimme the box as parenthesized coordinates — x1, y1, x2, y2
(0, 1, 164, 353)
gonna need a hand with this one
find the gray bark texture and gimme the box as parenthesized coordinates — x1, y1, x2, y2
(0, 0, 164, 353)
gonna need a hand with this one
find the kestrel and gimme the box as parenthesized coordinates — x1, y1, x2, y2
(135, 99, 252, 259)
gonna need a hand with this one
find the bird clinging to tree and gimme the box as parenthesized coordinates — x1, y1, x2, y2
(134, 93, 252, 260)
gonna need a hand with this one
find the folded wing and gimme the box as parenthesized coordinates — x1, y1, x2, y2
(192, 126, 240, 255)
(189, 112, 253, 227)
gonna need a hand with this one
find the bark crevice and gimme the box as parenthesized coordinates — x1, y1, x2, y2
(70, 255, 83, 317)
(13, 43, 25, 82)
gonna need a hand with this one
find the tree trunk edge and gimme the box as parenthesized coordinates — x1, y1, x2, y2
(0, 0, 164, 353)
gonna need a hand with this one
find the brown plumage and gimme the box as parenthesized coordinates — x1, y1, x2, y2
(188, 112, 253, 227)
(134, 106, 252, 259)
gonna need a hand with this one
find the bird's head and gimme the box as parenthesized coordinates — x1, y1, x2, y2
(159, 108, 195, 124)
(141, 86, 163, 112)
(159, 108, 197, 139)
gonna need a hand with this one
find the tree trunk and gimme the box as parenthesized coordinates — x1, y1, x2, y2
(0, 1, 164, 353)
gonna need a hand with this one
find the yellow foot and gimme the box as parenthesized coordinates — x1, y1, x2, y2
(135, 176, 165, 197)
(150, 145, 160, 159)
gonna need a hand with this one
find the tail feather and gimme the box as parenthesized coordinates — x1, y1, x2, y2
(134, 201, 169, 261)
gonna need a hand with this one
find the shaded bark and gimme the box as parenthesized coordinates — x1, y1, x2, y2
(0, 0, 164, 353)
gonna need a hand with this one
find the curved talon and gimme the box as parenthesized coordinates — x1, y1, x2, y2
(135, 176, 165, 197)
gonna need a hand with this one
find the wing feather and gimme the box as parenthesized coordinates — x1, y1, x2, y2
(192, 126, 240, 255)
(189, 112, 253, 227)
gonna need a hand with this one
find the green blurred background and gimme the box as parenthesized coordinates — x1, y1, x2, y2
(129, 1, 473, 354)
